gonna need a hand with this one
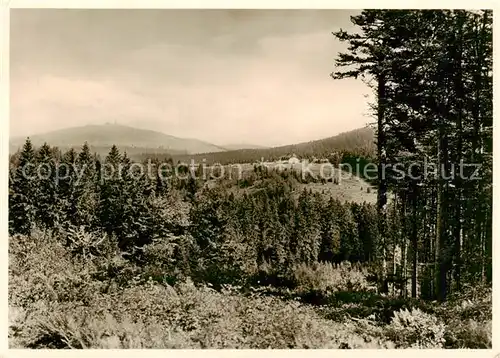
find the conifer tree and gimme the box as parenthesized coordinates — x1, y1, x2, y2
(34, 143, 60, 229)
(9, 138, 37, 235)
(73, 142, 99, 228)
(98, 145, 125, 243)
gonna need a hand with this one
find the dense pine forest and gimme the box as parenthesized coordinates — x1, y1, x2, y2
(9, 10, 492, 349)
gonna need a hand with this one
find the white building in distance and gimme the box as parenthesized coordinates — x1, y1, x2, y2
(288, 154, 300, 165)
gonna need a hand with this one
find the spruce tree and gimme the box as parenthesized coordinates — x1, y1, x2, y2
(9, 138, 37, 235)
(34, 143, 61, 229)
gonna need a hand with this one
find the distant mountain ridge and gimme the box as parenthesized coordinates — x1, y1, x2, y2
(10, 123, 227, 155)
(222, 143, 269, 150)
(10, 124, 375, 163)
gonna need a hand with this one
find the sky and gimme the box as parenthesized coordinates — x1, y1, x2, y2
(10, 9, 373, 147)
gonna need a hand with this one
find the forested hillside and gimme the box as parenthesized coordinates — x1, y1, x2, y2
(8, 9, 492, 349)
(137, 126, 375, 164)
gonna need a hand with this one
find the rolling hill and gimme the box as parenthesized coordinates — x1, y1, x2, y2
(9, 123, 227, 155)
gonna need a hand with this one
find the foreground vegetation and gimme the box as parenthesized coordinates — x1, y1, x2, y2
(9, 229, 491, 349)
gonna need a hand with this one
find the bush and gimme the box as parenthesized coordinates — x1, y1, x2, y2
(62, 225, 117, 260)
(431, 283, 492, 348)
(21, 302, 192, 349)
(385, 308, 445, 348)
(9, 231, 108, 308)
(9, 238, 393, 351)
(292, 262, 373, 297)
(438, 283, 492, 322)
(141, 235, 196, 284)
(444, 319, 491, 349)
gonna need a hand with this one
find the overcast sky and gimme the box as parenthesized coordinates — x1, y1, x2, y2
(10, 9, 372, 147)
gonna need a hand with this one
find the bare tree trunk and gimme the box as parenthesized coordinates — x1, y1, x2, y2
(481, 219, 486, 283)
(472, 11, 487, 284)
(377, 73, 388, 293)
(399, 192, 409, 298)
(402, 192, 409, 298)
(411, 182, 418, 298)
(435, 130, 448, 301)
(452, 15, 465, 293)
(485, 202, 492, 282)
(403, 237, 408, 298)
(435, 175, 442, 300)
(436, 129, 449, 302)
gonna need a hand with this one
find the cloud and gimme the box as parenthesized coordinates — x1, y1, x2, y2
(10, 10, 370, 147)
(10, 75, 170, 136)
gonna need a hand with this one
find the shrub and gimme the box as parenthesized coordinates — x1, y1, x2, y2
(9, 229, 74, 308)
(292, 262, 372, 297)
(432, 283, 492, 348)
(444, 319, 491, 349)
(437, 283, 492, 322)
(9, 232, 107, 308)
(62, 225, 116, 260)
(385, 308, 445, 348)
(141, 235, 196, 284)
(23, 303, 193, 349)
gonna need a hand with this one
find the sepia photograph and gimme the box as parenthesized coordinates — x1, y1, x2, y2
(7, 7, 493, 349)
